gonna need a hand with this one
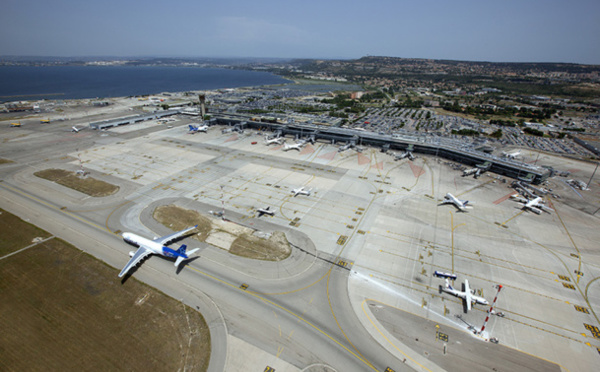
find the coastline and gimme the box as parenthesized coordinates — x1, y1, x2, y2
(0, 65, 292, 102)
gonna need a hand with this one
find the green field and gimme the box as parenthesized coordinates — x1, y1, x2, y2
(0, 210, 210, 371)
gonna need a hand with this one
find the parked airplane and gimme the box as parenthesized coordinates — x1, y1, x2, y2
(338, 141, 354, 152)
(118, 225, 200, 278)
(502, 150, 521, 159)
(394, 151, 415, 161)
(40, 118, 51, 124)
(439, 279, 489, 313)
(188, 124, 208, 133)
(256, 206, 275, 217)
(440, 193, 472, 212)
(282, 141, 304, 151)
(291, 187, 311, 197)
(511, 195, 553, 214)
(462, 168, 481, 178)
(433, 270, 457, 280)
(71, 125, 86, 132)
(264, 135, 284, 145)
(10, 122, 21, 127)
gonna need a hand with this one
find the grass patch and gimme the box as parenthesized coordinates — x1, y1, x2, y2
(230, 231, 291, 261)
(153, 205, 291, 261)
(34, 168, 119, 197)
(0, 208, 52, 256)
(0, 237, 210, 371)
(0, 158, 14, 164)
(153, 205, 212, 242)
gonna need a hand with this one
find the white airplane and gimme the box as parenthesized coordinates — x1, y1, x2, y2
(264, 135, 284, 145)
(462, 168, 481, 178)
(393, 151, 415, 161)
(440, 193, 472, 212)
(291, 187, 311, 197)
(256, 206, 275, 217)
(502, 150, 521, 159)
(439, 279, 489, 313)
(282, 141, 304, 151)
(118, 225, 200, 278)
(188, 124, 208, 133)
(511, 195, 553, 214)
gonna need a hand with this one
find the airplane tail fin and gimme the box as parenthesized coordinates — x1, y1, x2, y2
(177, 244, 188, 255)
(174, 247, 200, 267)
(188, 125, 196, 131)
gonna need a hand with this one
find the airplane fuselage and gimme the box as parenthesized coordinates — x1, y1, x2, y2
(443, 193, 468, 211)
(440, 279, 488, 312)
(123, 232, 183, 259)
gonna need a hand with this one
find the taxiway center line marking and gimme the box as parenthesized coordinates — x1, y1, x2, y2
(360, 299, 433, 372)
(186, 265, 377, 371)
(326, 267, 375, 370)
(500, 210, 525, 225)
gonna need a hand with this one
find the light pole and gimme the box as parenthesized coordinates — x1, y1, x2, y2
(450, 211, 465, 273)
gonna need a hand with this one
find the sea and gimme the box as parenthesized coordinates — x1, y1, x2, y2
(0, 65, 291, 102)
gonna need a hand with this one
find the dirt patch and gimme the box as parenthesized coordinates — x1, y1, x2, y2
(34, 168, 119, 197)
(0, 158, 14, 164)
(0, 237, 210, 371)
(230, 231, 291, 261)
(153, 205, 291, 261)
(0, 208, 52, 256)
(153, 205, 212, 242)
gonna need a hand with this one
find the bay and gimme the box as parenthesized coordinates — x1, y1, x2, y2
(0, 66, 290, 101)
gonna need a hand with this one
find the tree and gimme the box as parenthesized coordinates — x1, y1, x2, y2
(490, 129, 503, 139)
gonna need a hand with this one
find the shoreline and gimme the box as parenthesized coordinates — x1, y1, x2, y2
(0, 65, 292, 102)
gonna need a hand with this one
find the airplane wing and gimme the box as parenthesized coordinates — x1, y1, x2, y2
(153, 225, 198, 245)
(118, 246, 153, 277)
(464, 281, 473, 311)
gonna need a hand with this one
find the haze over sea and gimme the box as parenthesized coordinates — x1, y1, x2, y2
(0, 66, 290, 102)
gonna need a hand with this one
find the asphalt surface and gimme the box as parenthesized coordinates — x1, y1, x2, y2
(2, 105, 599, 372)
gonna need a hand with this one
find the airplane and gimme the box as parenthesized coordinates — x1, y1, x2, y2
(291, 187, 311, 197)
(439, 278, 489, 313)
(188, 124, 208, 133)
(433, 270, 457, 280)
(40, 118, 51, 124)
(338, 142, 354, 152)
(511, 195, 553, 214)
(462, 167, 480, 178)
(393, 151, 415, 161)
(10, 122, 21, 127)
(502, 150, 521, 159)
(118, 225, 200, 278)
(440, 193, 472, 212)
(256, 206, 275, 217)
(264, 135, 284, 145)
(71, 126, 86, 132)
(282, 141, 304, 151)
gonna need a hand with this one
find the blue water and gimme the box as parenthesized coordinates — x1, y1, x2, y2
(0, 66, 290, 101)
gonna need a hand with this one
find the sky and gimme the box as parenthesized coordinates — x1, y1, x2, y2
(1, 0, 599, 64)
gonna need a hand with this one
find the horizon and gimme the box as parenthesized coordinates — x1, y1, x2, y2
(1, 0, 599, 65)
(2, 54, 600, 66)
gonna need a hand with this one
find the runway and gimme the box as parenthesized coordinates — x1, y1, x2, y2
(1, 114, 598, 371)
